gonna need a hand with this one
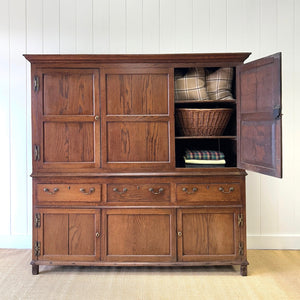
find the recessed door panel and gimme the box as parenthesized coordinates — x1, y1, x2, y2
(102, 209, 176, 262)
(106, 74, 169, 115)
(106, 121, 169, 163)
(43, 71, 95, 115)
(240, 120, 276, 169)
(43, 122, 94, 163)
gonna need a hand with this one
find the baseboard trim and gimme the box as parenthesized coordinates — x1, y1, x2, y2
(247, 235, 300, 249)
(0, 235, 31, 249)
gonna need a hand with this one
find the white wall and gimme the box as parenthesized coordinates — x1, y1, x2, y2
(0, 0, 299, 249)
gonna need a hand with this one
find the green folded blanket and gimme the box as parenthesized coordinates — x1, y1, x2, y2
(185, 150, 225, 160)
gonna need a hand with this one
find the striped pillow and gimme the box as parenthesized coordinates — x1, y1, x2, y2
(206, 67, 234, 100)
(174, 68, 208, 101)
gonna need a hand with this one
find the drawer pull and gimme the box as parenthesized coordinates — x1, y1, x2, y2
(182, 187, 198, 194)
(95, 232, 100, 238)
(80, 187, 95, 195)
(149, 188, 164, 195)
(43, 187, 59, 195)
(113, 187, 128, 195)
(219, 187, 234, 194)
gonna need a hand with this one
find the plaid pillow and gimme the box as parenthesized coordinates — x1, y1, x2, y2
(174, 68, 208, 101)
(185, 149, 225, 160)
(206, 67, 234, 100)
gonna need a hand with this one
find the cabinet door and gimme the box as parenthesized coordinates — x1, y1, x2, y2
(177, 208, 241, 262)
(237, 53, 282, 178)
(34, 209, 100, 262)
(101, 67, 175, 171)
(102, 208, 176, 262)
(32, 68, 100, 170)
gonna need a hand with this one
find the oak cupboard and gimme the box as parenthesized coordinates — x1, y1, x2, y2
(25, 53, 282, 276)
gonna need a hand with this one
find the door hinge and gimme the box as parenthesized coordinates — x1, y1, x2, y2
(33, 75, 39, 92)
(34, 144, 40, 161)
(34, 241, 41, 257)
(239, 241, 244, 256)
(273, 105, 282, 120)
(34, 213, 41, 228)
(238, 214, 244, 227)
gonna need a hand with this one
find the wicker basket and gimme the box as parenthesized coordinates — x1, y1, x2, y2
(176, 108, 232, 136)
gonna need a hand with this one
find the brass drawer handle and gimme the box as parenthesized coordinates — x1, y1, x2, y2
(182, 187, 198, 194)
(43, 187, 59, 195)
(177, 232, 182, 237)
(219, 187, 234, 194)
(149, 188, 164, 195)
(80, 187, 95, 195)
(113, 187, 128, 195)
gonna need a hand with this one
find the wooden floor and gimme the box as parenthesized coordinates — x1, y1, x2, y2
(0, 249, 299, 300)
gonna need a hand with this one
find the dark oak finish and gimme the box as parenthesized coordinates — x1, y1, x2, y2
(36, 183, 101, 203)
(102, 208, 176, 262)
(177, 208, 240, 262)
(176, 183, 241, 203)
(237, 53, 282, 178)
(34, 68, 100, 170)
(35, 208, 101, 262)
(26, 52, 282, 276)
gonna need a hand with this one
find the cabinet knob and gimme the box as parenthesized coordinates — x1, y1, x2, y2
(177, 232, 182, 237)
(95, 115, 100, 120)
(96, 232, 100, 238)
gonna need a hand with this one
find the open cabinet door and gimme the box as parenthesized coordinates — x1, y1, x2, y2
(236, 53, 282, 178)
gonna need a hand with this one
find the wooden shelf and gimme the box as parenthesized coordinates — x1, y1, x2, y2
(175, 136, 237, 140)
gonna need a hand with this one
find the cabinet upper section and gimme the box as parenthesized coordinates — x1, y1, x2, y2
(25, 53, 281, 178)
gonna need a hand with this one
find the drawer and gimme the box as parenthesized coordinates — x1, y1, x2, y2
(176, 183, 241, 203)
(107, 183, 170, 203)
(36, 184, 101, 203)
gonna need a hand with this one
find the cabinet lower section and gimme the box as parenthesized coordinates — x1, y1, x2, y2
(32, 173, 248, 276)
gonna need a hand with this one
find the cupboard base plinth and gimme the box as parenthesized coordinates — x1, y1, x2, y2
(31, 260, 248, 276)
(31, 261, 39, 275)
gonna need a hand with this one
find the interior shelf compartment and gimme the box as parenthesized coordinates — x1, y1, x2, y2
(175, 138, 237, 168)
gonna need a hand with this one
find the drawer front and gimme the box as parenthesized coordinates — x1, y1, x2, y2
(107, 183, 170, 203)
(37, 184, 101, 203)
(176, 183, 241, 203)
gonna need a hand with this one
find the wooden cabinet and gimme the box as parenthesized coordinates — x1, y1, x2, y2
(33, 68, 100, 170)
(177, 208, 242, 262)
(101, 67, 174, 170)
(25, 53, 282, 276)
(33, 209, 101, 266)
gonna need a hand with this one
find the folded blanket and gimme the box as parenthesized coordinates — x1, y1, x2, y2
(185, 150, 225, 160)
(184, 157, 226, 165)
